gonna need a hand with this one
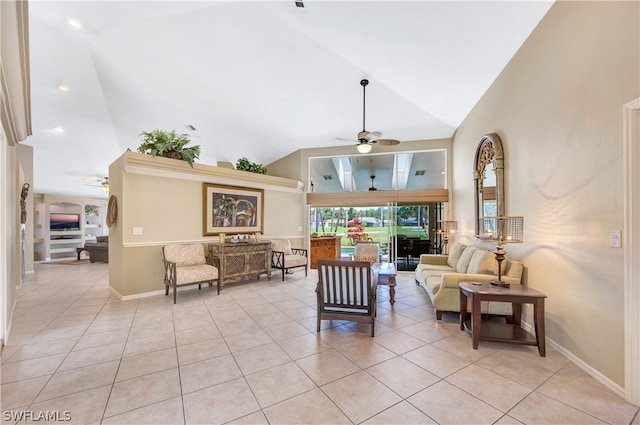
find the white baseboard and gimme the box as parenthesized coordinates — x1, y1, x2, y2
(521, 320, 625, 398)
(108, 286, 165, 301)
(4, 297, 18, 345)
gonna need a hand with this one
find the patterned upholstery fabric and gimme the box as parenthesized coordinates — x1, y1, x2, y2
(176, 264, 218, 285)
(164, 243, 206, 266)
(162, 243, 219, 303)
(354, 242, 380, 264)
(271, 239, 293, 255)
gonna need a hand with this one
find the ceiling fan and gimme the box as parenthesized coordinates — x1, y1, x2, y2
(337, 79, 401, 153)
(85, 177, 109, 192)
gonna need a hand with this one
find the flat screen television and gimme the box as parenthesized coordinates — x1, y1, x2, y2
(50, 213, 81, 231)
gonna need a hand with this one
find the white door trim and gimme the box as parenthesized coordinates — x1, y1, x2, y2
(0, 128, 6, 345)
(623, 97, 640, 405)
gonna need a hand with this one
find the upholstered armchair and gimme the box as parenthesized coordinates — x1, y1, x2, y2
(354, 240, 380, 264)
(316, 259, 377, 336)
(270, 239, 308, 281)
(162, 243, 219, 303)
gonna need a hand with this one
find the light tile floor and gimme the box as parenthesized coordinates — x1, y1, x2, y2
(2, 262, 639, 425)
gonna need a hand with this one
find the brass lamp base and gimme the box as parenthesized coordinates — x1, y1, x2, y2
(490, 280, 510, 288)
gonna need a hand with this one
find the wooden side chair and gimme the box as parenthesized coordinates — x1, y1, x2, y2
(316, 259, 378, 336)
(271, 239, 308, 281)
(162, 243, 219, 303)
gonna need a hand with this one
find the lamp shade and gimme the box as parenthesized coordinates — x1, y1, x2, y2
(481, 216, 524, 243)
(357, 143, 372, 153)
(437, 220, 458, 235)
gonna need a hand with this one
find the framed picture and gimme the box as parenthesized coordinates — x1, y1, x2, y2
(203, 183, 264, 236)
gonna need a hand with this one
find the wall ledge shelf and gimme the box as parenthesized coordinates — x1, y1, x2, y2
(120, 151, 304, 193)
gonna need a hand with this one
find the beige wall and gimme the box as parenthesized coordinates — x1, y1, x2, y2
(452, 1, 639, 387)
(109, 152, 305, 297)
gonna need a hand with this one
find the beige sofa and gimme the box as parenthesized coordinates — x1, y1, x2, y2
(414, 242, 524, 320)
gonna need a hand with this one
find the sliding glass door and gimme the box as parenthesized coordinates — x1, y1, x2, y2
(309, 202, 444, 270)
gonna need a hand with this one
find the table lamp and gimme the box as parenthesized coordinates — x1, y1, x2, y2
(437, 220, 458, 255)
(481, 216, 524, 287)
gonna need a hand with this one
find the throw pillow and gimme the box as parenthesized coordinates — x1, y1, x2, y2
(456, 246, 478, 273)
(355, 254, 377, 264)
(447, 243, 466, 269)
(467, 250, 496, 275)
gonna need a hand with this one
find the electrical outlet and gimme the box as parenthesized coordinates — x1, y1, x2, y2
(132, 227, 143, 236)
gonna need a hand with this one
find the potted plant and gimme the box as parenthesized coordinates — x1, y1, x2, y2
(235, 157, 267, 174)
(137, 129, 201, 167)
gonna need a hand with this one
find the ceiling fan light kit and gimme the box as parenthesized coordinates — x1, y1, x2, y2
(357, 142, 373, 153)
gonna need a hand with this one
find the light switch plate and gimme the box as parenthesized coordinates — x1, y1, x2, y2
(610, 230, 621, 248)
(133, 227, 143, 236)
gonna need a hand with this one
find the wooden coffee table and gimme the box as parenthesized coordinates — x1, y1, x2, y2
(459, 281, 547, 356)
(372, 262, 397, 305)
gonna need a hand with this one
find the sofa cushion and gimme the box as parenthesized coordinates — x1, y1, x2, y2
(456, 246, 478, 273)
(271, 239, 293, 255)
(467, 250, 496, 275)
(416, 264, 454, 274)
(447, 242, 466, 269)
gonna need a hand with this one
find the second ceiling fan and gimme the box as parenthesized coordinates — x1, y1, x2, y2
(338, 79, 401, 153)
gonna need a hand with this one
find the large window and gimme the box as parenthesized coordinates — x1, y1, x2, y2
(309, 150, 446, 193)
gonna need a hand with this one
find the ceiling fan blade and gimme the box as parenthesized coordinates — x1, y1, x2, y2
(374, 138, 401, 146)
(335, 137, 358, 142)
(369, 131, 382, 138)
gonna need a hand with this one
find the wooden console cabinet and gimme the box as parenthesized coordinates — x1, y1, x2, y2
(208, 242, 271, 288)
(310, 236, 342, 269)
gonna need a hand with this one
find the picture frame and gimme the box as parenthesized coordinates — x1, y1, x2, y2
(203, 183, 264, 236)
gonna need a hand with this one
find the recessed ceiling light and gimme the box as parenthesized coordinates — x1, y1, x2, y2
(67, 18, 82, 29)
(441, 171, 446, 175)
(57, 84, 69, 93)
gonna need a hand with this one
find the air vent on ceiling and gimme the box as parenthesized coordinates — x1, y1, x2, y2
(415, 170, 427, 176)
(322, 175, 333, 180)
(185, 124, 197, 131)
(294, 1, 304, 7)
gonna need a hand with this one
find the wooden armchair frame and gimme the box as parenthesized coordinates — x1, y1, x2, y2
(271, 247, 308, 281)
(316, 259, 378, 336)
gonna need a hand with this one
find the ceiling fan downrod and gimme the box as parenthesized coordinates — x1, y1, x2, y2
(361, 79, 368, 134)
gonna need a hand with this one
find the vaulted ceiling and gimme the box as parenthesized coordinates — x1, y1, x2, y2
(25, 1, 553, 198)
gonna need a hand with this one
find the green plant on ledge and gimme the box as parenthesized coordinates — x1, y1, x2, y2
(137, 129, 201, 167)
(235, 157, 267, 174)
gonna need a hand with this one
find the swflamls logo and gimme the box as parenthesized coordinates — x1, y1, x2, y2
(2, 410, 71, 422)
